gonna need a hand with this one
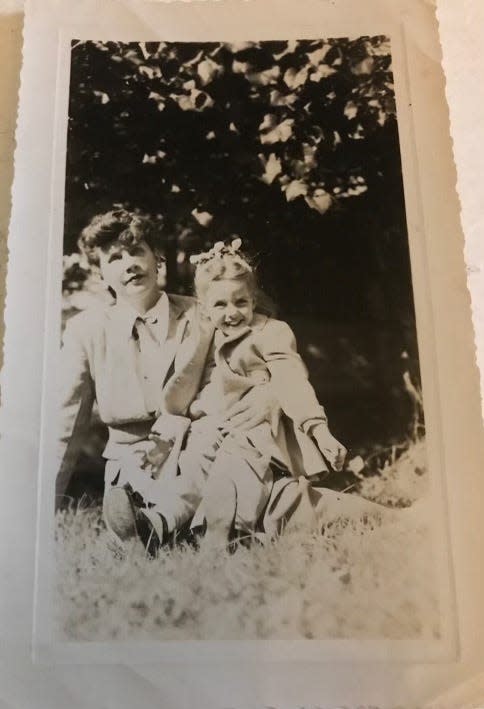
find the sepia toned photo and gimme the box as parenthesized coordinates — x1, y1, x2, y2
(49, 35, 442, 647)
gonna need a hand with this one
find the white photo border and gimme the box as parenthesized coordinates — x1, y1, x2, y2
(24, 0, 459, 664)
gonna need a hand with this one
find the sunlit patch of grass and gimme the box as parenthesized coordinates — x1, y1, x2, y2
(357, 437, 428, 507)
(55, 440, 439, 642)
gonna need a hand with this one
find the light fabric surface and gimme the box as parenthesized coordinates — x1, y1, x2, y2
(0, 1, 484, 707)
(57, 292, 212, 500)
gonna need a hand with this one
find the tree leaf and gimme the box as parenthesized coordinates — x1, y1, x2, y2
(197, 57, 224, 86)
(305, 189, 332, 214)
(259, 152, 282, 184)
(352, 57, 375, 75)
(248, 66, 281, 86)
(138, 65, 162, 80)
(309, 64, 336, 82)
(306, 44, 331, 66)
(191, 208, 213, 227)
(171, 87, 214, 112)
(259, 116, 294, 144)
(269, 89, 297, 107)
(283, 66, 309, 90)
(284, 180, 308, 202)
(344, 101, 358, 120)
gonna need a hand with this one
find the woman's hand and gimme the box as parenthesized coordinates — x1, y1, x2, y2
(312, 423, 347, 472)
(127, 436, 174, 478)
(144, 434, 174, 477)
(223, 383, 280, 432)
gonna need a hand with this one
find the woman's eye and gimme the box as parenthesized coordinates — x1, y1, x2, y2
(108, 253, 122, 263)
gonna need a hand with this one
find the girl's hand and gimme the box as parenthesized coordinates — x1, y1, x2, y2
(312, 423, 347, 472)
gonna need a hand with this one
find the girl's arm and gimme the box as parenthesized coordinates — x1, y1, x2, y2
(261, 320, 347, 470)
(55, 315, 95, 506)
(261, 319, 327, 430)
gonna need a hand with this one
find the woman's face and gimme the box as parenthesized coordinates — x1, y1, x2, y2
(98, 239, 160, 304)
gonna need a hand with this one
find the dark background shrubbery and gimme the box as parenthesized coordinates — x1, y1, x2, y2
(63, 37, 422, 493)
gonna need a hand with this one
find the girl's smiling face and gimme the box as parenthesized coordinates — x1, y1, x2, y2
(202, 278, 255, 336)
(98, 239, 160, 306)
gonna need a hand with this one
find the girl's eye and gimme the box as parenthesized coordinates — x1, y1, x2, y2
(236, 299, 248, 306)
(213, 301, 226, 308)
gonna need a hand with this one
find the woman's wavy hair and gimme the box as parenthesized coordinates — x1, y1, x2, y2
(79, 209, 160, 266)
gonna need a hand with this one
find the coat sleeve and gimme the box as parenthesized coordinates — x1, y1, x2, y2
(55, 315, 95, 506)
(259, 320, 327, 431)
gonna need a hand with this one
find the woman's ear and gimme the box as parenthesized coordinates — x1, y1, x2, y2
(154, 248, 166, 268)
(154, 249, 167, 288)
(88, 259, 114, 297)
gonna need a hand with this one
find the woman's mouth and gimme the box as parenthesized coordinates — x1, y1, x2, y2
(125, 273, 145, 286)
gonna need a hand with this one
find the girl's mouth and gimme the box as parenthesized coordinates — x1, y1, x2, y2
(224, 320, 242, 328)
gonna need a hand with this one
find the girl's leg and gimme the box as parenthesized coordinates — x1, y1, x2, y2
(201, 431, 273, 541)
(264, 477, 409, 536)
(314, 487, 403, 529)
(150, 416, 223, 537)
(201, 472, 237, 545)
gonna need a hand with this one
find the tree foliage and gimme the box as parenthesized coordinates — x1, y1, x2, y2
(64, 38, 420, 447)
(66, 37, 399, 271)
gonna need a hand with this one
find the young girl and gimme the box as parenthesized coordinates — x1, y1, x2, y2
(152, 239, 348, 541)
(57, 212, 277, 555)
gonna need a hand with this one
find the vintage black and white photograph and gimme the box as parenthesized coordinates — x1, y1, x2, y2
(52, 36, 439, 643)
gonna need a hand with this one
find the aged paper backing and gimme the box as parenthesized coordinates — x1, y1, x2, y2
(0, 0, 483, 706)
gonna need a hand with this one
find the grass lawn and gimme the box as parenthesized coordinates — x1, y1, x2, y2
(55, 438, 439, 641)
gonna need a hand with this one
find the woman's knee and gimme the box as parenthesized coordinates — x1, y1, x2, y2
(103, 486, 137, 541)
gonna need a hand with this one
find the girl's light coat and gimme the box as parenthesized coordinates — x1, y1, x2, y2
(189, 312, 329, 478)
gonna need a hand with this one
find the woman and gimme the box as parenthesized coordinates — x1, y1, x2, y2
(56, 209, 277, 550)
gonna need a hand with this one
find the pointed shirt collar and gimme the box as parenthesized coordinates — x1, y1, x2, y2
(108, 291, 171, 343)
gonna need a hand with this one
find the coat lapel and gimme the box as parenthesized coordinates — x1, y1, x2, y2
(161, 305, 215, 415)
(157, 297, 189, 391)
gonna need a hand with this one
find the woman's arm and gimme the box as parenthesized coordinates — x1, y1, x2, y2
(55, 315, 95, 507)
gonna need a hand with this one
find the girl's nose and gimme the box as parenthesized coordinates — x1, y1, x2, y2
(225, 303, 237, 316)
